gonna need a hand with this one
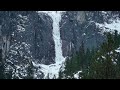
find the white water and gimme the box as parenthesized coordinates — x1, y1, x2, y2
(35, 11, 66, 79)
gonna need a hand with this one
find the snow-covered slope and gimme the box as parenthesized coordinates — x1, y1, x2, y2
(96, 18, 120, 34)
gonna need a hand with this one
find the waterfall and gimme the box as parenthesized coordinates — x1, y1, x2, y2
(36, 11, 66, 79)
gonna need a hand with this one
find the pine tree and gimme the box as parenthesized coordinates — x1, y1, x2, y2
(5, 70, 12, 79)
(64, 57, 73, 77)
(58, 70, 63, 79)
(85, 48, 91, 68)
(114, 30, 118, 47)
(46, 73, 50, 79)
(82, 32, 120, 79)
(116, 53, 120, 78)
(0, 49, 5, 79)
(26, 60, 34, 79)
(79, 41, 85, 69)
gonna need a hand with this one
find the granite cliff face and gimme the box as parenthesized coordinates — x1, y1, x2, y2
(0, 11, 55, 65)
(60, 11, 105, 57)
(0, 11, 120, 79)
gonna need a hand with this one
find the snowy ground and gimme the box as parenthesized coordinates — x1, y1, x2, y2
(74, 71, 82, 79)
(34, 11, 66, 79)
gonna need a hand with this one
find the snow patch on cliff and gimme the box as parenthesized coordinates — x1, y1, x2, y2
(96, 18, 120, 34)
